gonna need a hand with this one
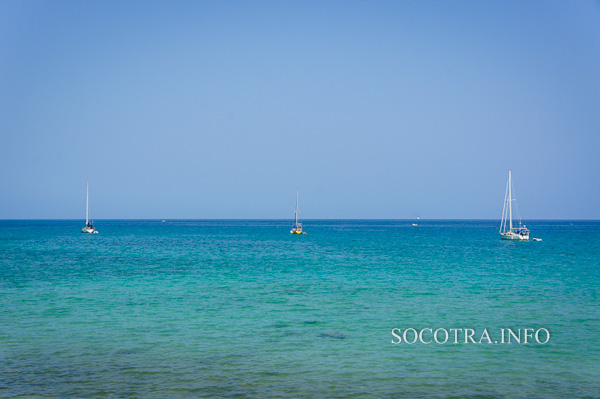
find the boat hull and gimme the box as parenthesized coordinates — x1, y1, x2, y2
(81, 227, 98, 234)
(500, 232, 529, 241)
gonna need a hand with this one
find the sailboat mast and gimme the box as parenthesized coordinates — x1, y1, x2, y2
(295, 190, 299, 226)
(500, 178, 509, 233)
(508, 170, 513, 231)
(86, 178, 90, 225)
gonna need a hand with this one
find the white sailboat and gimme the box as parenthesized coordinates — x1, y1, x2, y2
(81, 178, 98, 234)
(290, 190, 304, 235)
(499, 170, 528, 240)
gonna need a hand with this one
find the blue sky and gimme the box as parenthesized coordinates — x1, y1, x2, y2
(1, 1, 599, 219)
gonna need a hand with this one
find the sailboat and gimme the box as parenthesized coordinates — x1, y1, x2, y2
(81, 178, 98, 234)
(290, 190, 304, 235)
(499, 170, 528, 240)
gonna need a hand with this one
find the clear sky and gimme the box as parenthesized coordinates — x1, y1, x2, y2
(1, 0, 599, 219)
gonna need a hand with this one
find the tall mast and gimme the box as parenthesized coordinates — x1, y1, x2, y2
(86, 178, 90, 226)
(500, 177, 509, 233)
(508, 170, 513, 231)
(295, 190, 299, 226)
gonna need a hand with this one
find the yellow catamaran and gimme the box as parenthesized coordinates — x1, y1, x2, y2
(290, 190, 304, 235)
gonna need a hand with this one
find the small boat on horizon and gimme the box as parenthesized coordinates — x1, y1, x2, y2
(290, 190, 305, 235)
(81, 178, 98, 234)
(499, 170, 528, 240)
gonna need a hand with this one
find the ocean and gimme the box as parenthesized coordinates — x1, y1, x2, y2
(1, 220, 599, 398)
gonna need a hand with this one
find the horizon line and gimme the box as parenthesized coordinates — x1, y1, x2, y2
(1, 218, 598, 222)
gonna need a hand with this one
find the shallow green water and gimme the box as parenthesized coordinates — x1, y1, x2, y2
(1, 220, 599, 398)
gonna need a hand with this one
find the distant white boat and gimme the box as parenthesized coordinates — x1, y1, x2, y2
(81, 178, 98, 234)
(499, 170, 528, 240)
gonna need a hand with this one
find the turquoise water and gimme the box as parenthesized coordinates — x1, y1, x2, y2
(1, 220, 599, 398)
